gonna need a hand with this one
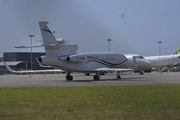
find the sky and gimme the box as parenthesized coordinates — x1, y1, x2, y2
(1, 0, 180, 56)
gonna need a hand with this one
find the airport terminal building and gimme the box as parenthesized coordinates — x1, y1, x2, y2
(0, 52, 46, 74)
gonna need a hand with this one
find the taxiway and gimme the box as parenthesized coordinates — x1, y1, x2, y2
(0, 72, 180, 88)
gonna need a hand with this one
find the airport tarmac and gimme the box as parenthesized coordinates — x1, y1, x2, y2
(0, 72, 180, 88)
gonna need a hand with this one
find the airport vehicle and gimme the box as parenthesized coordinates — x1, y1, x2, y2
(0, 58, 63, 74)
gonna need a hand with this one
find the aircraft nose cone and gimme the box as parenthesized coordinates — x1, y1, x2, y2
(140, 60, 151, 67)
(144, 60, 151, 66)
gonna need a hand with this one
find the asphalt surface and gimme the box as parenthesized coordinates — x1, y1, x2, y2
(0, 72, 180, 88)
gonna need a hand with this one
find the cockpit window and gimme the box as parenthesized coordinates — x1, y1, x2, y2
(140, 56, 145, 59)
(134, 56, 144, 59)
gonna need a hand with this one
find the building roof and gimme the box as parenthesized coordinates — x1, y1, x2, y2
(0, 61, 23, 66)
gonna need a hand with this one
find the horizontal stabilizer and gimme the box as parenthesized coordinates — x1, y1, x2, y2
(14, 44, 58, 48)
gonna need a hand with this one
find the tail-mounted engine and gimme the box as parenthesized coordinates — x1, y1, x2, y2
(65, 55, 86, 63)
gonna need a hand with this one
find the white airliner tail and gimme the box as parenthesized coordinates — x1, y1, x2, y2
(39, 21, 78, 55)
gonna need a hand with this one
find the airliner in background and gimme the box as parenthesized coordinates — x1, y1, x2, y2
(168, 47, 180, 71)
(14, 21, 150, 80)
(0, 57, 63, 74)
(144, 47, 180, 71)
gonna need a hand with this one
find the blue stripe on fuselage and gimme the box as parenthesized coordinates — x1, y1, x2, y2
(86, 56, 127, 66)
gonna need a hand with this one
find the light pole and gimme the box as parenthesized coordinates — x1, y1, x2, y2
(107, 39, 112, 52)
(158, 41, 162, 56)
(28, 34, 34, 70)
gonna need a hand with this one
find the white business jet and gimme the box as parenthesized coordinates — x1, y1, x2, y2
(0, 57, 63, 74)
(15, 21, 151, 80)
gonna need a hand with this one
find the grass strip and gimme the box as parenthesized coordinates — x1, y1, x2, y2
(0, 84, 180, 120)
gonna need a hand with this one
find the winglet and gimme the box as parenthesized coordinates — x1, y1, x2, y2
(173, 47, 180, 55)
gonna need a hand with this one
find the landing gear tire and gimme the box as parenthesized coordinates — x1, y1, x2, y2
(85, 73, 90, 76)
(66, 72, 73, 81)
(139, 71, 144, 75)
(116, 75, 121, 79)
(116, 71, 121, 79)
(66, 75, 73, 81)
(93, 75, 100, 81)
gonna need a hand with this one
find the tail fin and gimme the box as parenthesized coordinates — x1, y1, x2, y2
(39, 21, 59, 45)
(39, 21, 60, 55)
(39, 21, 78, 55)
(173, 47, 180, 55)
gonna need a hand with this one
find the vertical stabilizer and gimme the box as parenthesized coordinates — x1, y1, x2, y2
(39, 21, 78, 55)
(39, 21, 58, 45)
(39, 21, 60, 55)
(173, 47, 180, 55)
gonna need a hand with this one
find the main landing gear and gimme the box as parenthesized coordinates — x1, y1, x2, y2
(66, 72, 122, 81)
(66, 72, 73, 81)
(93, 72, 121, 80)
(93, 73, 100, 80)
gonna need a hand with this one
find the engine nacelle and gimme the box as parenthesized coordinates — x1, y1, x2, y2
(58, 57, 67, 61)
(37, 56, 52, 65)
(66, 55, 86, 63)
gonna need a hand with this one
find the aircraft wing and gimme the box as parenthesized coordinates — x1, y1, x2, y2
(94, 67, 133, 72)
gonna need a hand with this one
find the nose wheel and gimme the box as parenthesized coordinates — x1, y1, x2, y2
(116, 71, 121, 79)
